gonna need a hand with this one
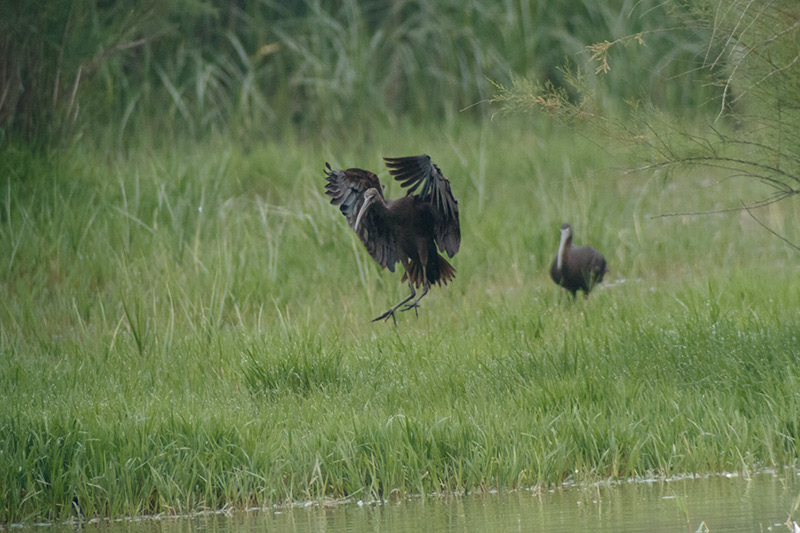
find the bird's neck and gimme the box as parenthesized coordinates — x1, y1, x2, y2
(556, 237, 571, 270)
(370, 196, 388, 216)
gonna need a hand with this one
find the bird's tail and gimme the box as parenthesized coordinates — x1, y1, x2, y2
(401, 253, 456, 288)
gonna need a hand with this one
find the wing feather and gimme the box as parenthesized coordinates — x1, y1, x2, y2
(383, 155, 461, 257)
(324, 163, 397, 271)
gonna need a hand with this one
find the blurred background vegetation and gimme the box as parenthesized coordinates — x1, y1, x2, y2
(1, 2, 799, 522)
(0, 0, 719, 147)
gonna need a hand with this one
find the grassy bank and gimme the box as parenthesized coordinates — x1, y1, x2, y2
(1, 119, 799, 524)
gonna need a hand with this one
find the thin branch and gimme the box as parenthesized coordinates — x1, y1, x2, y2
(741, 200, 800, 252)
(626, 155, 800, 187)
(727, 54, 800, 109)
(708, 0, 755, 70)
(650, 189, 797, 219)
(713, 3, 800, 121)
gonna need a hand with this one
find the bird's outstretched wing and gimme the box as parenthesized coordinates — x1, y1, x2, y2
(384, 155, 460, 257)
(324, 163, 397, 271)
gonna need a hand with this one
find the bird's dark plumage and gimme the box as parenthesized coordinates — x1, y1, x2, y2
(324, 164, 397, 271)
(325, 155, 460, 323)
(550, 222, 607, 297)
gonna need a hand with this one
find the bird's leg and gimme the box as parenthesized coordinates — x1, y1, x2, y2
(372, 283, 416, 325)
(401, 264, 429, 315)
(400, 284, 428, 316)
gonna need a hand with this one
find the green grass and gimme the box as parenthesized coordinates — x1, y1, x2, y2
(1, 118, 799, 524)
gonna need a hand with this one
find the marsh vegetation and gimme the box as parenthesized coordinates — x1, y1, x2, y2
(1, 0, 798, 525)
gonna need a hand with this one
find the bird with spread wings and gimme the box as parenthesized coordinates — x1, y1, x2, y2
(325, 155, 460, 324)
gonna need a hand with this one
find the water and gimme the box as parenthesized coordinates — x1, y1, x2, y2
(29, 472, 800, 533)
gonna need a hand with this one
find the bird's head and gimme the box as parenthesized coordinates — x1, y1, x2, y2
(559, 222, 573, 243)
(355, 188, 381, 233)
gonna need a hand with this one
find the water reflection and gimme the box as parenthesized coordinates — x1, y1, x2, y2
(35, 472, 800, 533)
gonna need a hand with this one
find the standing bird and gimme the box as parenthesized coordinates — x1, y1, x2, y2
(550, 222, 607, 298)
(324, 155, 460, 324)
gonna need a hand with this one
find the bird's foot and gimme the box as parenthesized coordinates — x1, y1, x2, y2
(372, 308, 398, 325)
(399, 301, 420, 317)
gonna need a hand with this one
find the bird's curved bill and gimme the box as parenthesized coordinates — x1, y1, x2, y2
(556, 228, 570, 269)
(354, 196, 373, 233)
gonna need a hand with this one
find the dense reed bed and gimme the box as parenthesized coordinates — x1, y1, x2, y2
(1, 119, 798, 524)
(1, 0, 710, 144)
